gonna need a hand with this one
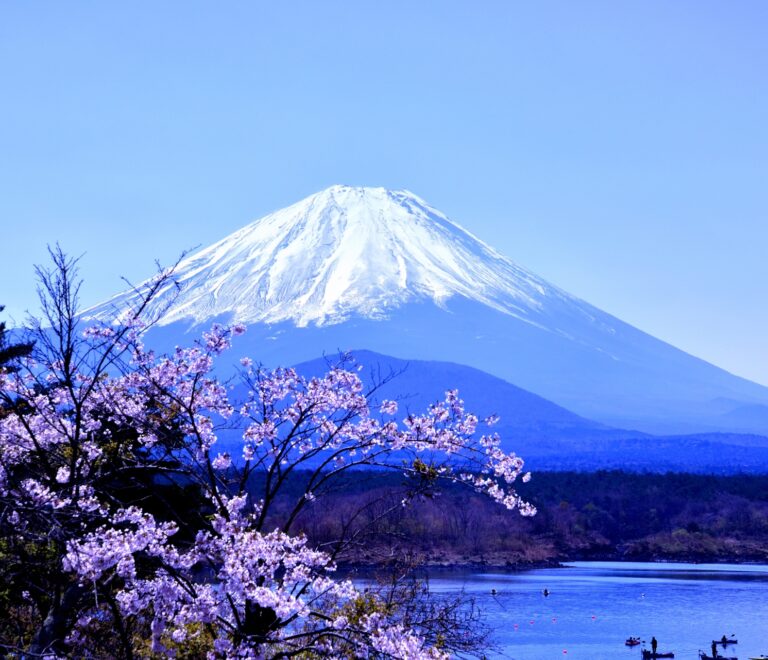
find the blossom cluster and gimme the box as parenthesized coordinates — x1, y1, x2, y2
(0, 320, 532, 658)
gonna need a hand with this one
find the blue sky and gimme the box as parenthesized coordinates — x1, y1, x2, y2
(1, 1, 766, 384)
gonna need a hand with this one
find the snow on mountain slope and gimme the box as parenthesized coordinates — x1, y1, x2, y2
(84, 185, 603, 333)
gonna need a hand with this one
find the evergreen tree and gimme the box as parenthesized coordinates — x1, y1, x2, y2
(0, 305, 33, 371)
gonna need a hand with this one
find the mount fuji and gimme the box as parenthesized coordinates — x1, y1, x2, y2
(85, 185, 768, 435)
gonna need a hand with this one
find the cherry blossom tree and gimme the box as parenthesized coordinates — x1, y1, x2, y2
(0, 250, 534, 659)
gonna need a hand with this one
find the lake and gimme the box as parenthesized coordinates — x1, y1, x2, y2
(426, 562, 768, 659)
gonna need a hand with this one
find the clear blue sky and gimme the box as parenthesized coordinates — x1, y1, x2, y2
(1, 1, 766, 384)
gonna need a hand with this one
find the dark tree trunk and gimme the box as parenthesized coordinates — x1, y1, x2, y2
(29, 584, 86, 656)
(241, 600, 279, 645)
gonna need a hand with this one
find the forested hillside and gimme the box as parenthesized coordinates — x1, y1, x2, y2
(255, 471, 768, 567)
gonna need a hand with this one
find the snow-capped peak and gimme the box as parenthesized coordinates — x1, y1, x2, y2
(84, 185, 569, 327)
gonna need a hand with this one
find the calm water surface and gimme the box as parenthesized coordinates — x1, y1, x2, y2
(427, 562, 768, 660)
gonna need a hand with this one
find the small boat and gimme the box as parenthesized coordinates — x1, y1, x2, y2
(749, 656, 768, 660)
(714, 637, 738, 646)
(699, 655, 737, 660)
(642, 651, 674, 659)
(625, 637, 641, 647)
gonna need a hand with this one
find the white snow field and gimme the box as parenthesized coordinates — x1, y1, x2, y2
(86, 185, 590, 330)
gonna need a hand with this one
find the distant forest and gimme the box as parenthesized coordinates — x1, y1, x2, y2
(252, 470, 768, 567)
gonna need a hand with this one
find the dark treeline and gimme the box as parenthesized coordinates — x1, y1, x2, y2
(248, 470, 768, 567)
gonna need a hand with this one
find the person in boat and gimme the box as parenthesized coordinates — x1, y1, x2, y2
(721, 635, 728, 645)
(651, 637, 658, 655)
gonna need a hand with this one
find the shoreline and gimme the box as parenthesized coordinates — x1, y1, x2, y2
(339, 551, 768, 573)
